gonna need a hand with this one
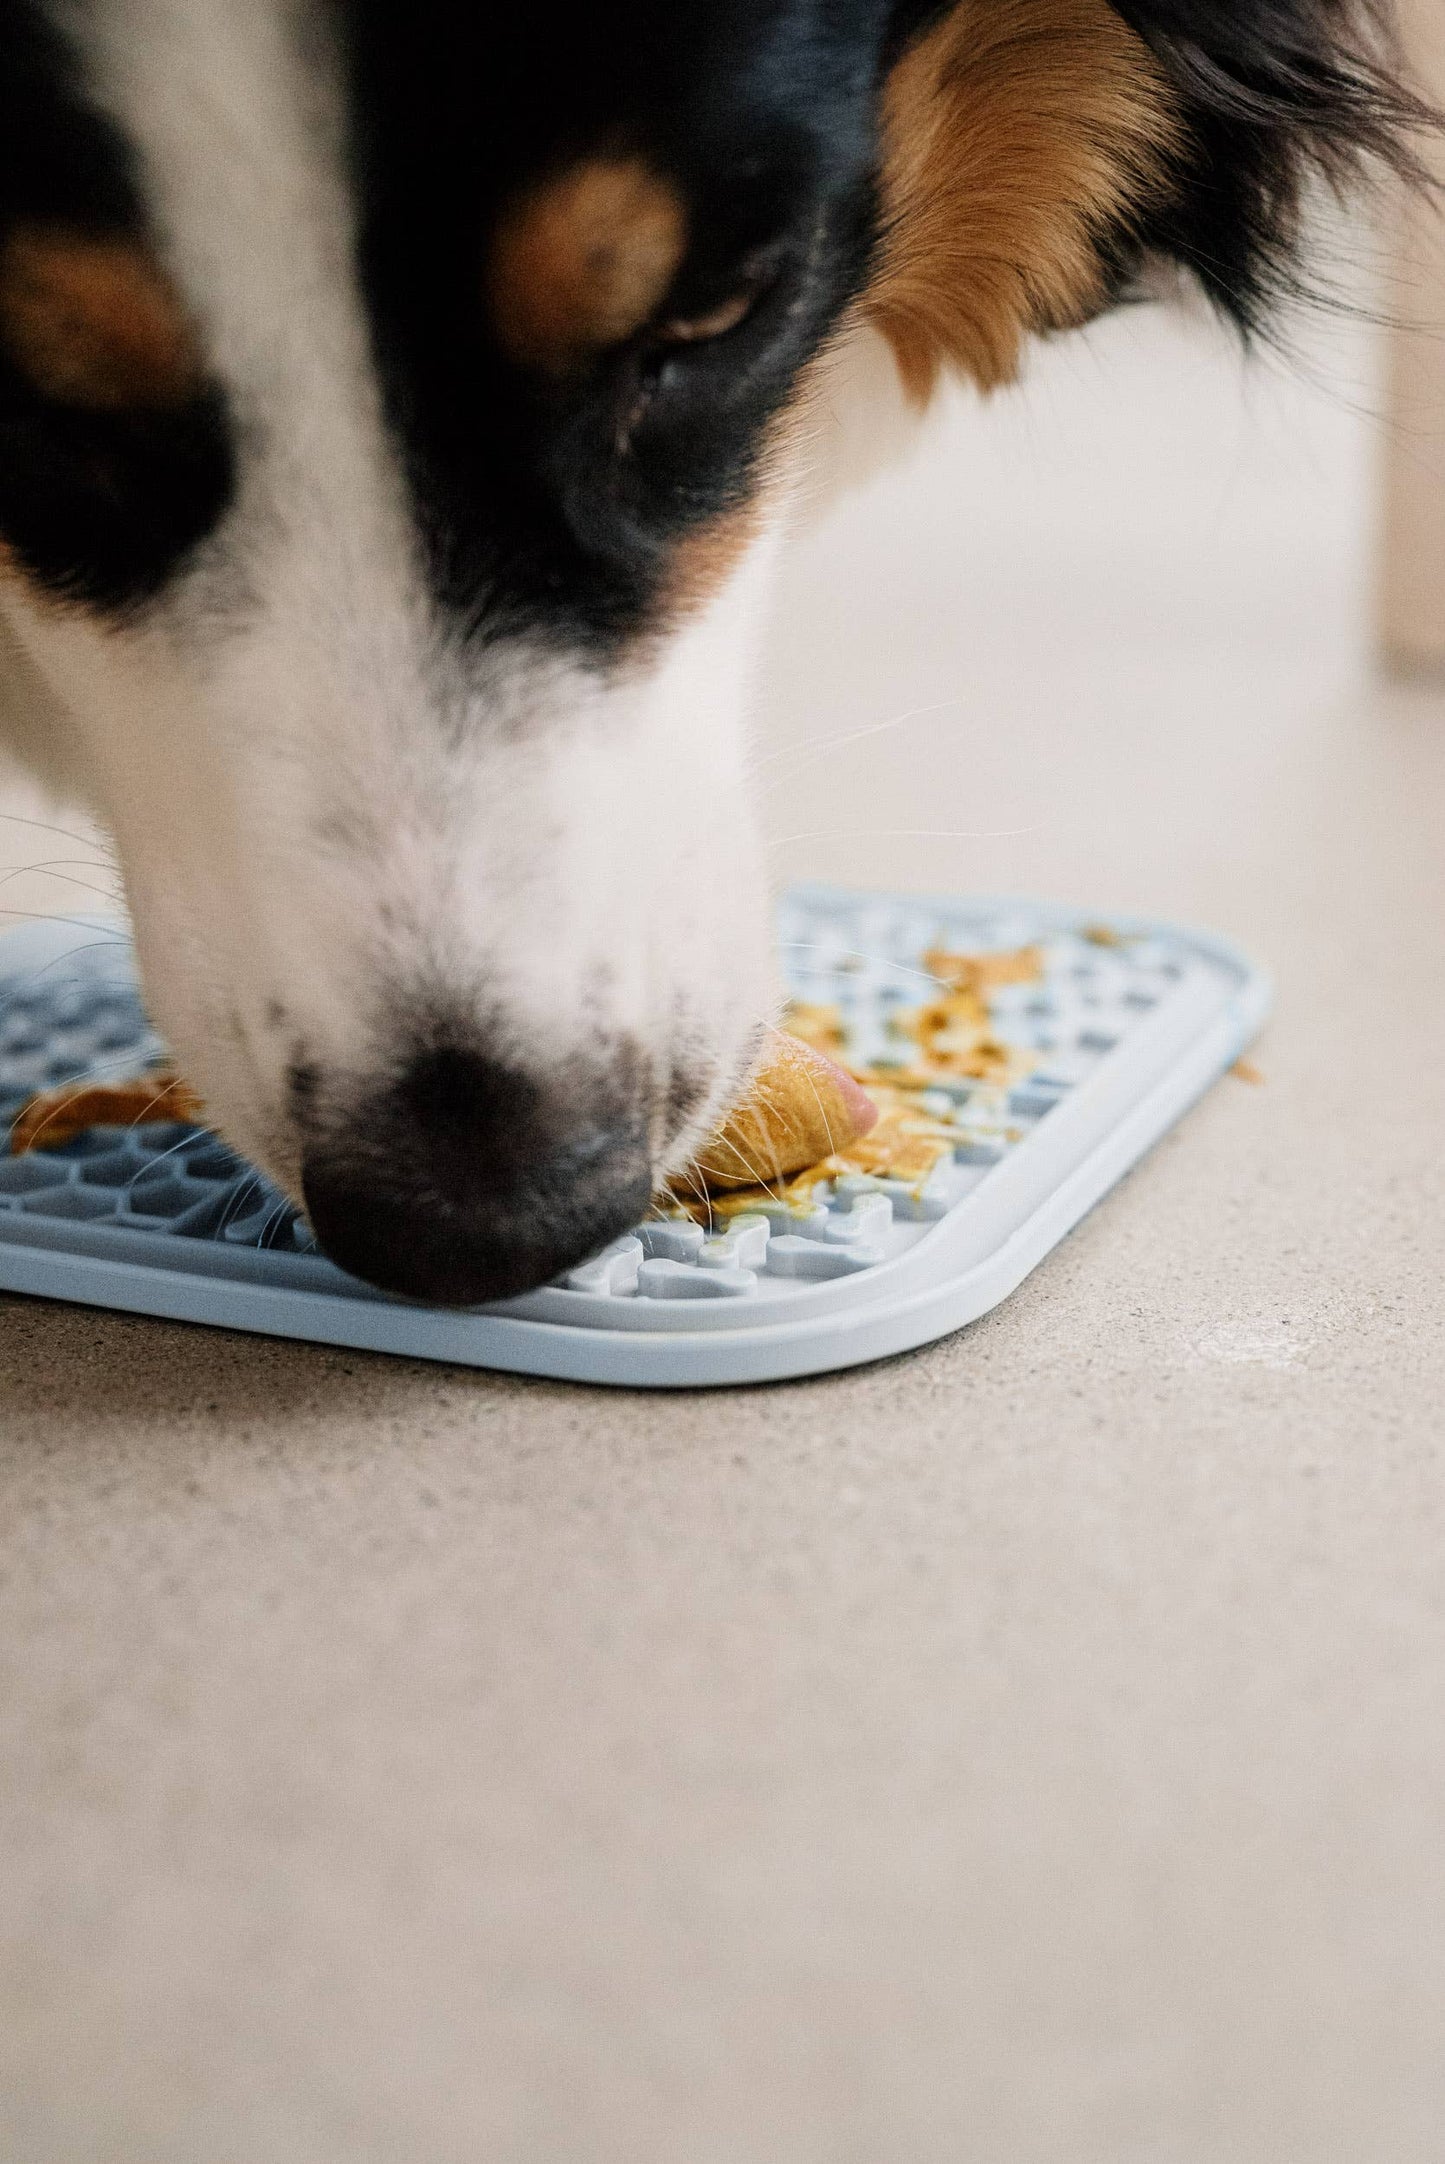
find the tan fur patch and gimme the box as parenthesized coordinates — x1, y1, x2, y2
(657, 501, 764, 622)
(869, 0, 1181, 398)
(0, 224, 200, 409)
(488, 159, 687, 376)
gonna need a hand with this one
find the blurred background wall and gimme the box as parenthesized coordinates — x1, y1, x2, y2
(757, 285, 1382, 929)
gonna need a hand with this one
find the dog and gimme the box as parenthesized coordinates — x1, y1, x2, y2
(0, 0, 1424, 1304)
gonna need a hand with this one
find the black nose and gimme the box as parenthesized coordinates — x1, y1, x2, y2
(301, 1046, 652, 1305)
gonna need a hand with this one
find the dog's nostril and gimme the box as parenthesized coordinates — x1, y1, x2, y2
(399, 1045, 536, 1144)
(301, 1046, 652, 1306)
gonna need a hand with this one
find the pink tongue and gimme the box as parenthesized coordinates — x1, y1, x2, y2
(818, 1052, 879, 1140)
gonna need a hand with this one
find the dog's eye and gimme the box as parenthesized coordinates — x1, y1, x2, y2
(612, 254, 785, 452)
(654, 245, 788, 351)
(654, 289, 757, 348)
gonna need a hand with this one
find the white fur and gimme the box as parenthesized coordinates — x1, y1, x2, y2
(1, 0, 788, 1197)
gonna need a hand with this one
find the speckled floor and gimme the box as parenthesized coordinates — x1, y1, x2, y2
(4, 298, 1445, 2162)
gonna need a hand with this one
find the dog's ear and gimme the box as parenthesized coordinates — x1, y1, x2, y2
(868, 0, 1182, 396)
(869, 0, 1430, 399)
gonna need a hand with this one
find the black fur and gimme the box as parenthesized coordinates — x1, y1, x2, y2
(341, 0, 885, 655)
(0, 0, 1430, 630)
(1109, 0, 1432, 323)
(0, 1, 234, 611)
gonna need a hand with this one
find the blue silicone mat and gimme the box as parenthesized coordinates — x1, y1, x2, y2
(0, 887, 1270, 1385)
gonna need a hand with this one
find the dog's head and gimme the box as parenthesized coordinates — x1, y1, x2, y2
(0, 0, 1418, 1300)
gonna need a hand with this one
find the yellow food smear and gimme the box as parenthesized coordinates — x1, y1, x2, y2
(782, 1002, 846, 1057)
(921, 943, 1043, 993)
(786, 945, 1042, 1094)
(666, 1087, 966, 1223)
(659, 945, 1053, 1223)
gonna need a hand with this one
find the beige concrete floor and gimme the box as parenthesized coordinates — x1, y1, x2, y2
(4, 300, 1445, 2162)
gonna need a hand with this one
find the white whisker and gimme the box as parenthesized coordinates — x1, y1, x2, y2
(0, 810, 116, 858)
(753, 697, 967, 782)
(768, 825, 1042, 847)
